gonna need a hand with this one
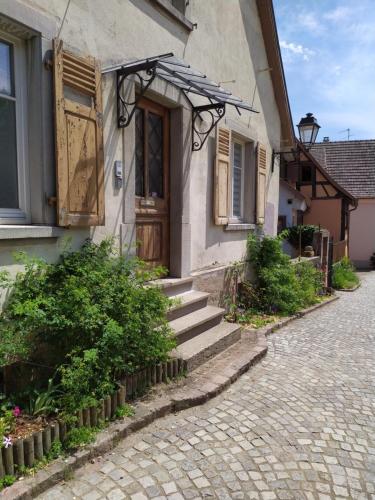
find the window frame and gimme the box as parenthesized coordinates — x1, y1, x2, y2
(0, 30, 29, 225)
(230, 137, 245, 222)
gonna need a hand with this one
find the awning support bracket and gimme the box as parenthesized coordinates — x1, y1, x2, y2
(192, 103, 225, 151)
(117, 61, 158, 128)
(112, 53, 256, 151)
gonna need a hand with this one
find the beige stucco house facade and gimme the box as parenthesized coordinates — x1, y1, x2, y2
(0, 0, 293, 303)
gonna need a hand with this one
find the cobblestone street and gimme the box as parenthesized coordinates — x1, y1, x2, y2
(38, 272, 375, 500)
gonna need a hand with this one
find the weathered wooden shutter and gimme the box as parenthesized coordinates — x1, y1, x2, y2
(53, 39, 104, 227)
(214, 127, 231, 225)
(256, 143, 267, 224)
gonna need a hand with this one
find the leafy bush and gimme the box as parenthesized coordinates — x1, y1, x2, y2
(0, 475, 16, 491)
(246, 233, 323, 315)
(280, 225, 318, 250)
(0, 239, 175, 412)
(295, 261, 323, 305)
(332, 257, 359, 289)
(21, 378, 61, 417)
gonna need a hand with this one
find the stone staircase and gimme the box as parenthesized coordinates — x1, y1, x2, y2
(156, 277, 242, 371)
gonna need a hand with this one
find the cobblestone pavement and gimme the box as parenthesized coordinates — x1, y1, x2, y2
(39, 273, 375, 500)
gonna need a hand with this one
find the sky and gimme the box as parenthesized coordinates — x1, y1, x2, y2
(273, 0, 375, 142)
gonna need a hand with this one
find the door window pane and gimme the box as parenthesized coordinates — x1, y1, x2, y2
(135, 107, 144, 197)
(0, 98, 18, 208)
(148, 112, 163, 198)
(232, 142, 243, 218)
(0, 41, 13, 96)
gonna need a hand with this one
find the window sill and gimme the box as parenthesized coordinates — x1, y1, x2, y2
(225, 223, 256, 232)
(153, 0, 194, 31)
(0, 225, 65, 240)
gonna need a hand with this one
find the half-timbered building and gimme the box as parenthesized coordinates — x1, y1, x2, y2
(279, 141, 356, 261)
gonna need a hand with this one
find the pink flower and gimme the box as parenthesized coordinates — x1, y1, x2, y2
(3, 436, 12, 448)
(13, 406, 21, 418)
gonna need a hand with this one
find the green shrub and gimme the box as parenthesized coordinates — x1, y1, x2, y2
(258, 265, 302, 315)
(0, 475, 16, 491)
(280, 225, 318, 249)
(246, 233, 323, 315)
(295, 261, 323, 306)
(20, 378, 61, 417)
(0, 239, 175, 412)
(332, 257, 359, 289)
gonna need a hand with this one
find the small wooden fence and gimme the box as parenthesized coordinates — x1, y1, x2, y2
(0, 358, 185, 477)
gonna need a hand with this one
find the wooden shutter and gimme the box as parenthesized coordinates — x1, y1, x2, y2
(256, 143, 267, 224)
(53, 39, 104, 227)
(214, 127, 231, 225)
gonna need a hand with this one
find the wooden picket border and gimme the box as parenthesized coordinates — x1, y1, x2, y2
(0, 358, 185, 478)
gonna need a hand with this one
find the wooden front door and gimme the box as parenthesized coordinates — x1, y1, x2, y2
(135, 98, 169, 269)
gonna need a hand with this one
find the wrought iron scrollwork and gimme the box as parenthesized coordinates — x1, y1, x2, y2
(117, 64, 157, 128)
(192, 103, 225, 151)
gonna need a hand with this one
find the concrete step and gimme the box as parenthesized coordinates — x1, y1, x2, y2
(167, 290, 210, 321)
(152, 277, 194, 297)
(172, 322, 242, 371)
(169, 305, 225, 345)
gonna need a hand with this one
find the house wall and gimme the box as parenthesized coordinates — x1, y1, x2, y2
(0, 0, 283, 298)
(349, 198, 375, 268)
(302, 198, 342, 241)
(278, 182, 307, 228)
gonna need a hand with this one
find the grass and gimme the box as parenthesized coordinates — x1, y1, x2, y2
(226, 309, 279, 328)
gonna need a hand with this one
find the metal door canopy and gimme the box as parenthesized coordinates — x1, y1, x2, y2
(103, 53, 258, 151)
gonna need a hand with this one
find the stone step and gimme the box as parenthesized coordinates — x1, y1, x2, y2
(167, 290, 210, 321)
(172, 321, 242, 372)
(169, 305, 225, 345)
(152, 277, 194, 297)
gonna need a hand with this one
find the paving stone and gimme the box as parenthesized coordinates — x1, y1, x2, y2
(107, 488, 126, 500)
(37, 274, 375, 499)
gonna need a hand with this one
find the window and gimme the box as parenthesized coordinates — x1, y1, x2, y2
(301, 164, 312, 183)
(135, 101, 166, 200)
(0, 33, 28, 224)
(231, 139, 244, 219)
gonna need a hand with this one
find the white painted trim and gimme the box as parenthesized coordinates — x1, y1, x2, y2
(0, 30, 29, 224)
(225, 223, 256, 231)
(0, 225, 65, 240)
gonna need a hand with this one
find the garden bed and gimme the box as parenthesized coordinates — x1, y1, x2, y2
(0, 358, 184, 485)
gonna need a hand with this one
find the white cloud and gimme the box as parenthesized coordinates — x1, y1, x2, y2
(297, 12, 321, 32)
(324, 7, 352, 23)
(279, 40, 315, 61)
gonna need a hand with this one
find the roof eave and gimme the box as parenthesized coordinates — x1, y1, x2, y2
(297, 141, 357, 203)
(256, 0, 294, 149)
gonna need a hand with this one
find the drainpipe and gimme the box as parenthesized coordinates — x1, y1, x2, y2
(347, 198, 358, 258)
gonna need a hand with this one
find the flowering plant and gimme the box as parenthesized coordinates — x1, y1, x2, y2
(12, 406, 21, 418)
(2, 436, 12, 448)
(0, 404, 17, 448)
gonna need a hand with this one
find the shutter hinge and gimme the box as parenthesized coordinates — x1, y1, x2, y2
(44, 50, 54, 70)
(47, 196, 57, 206)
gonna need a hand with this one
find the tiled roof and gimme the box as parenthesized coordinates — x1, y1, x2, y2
(310, 140, 375, 198)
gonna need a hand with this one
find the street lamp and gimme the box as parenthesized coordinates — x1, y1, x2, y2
(297, 113, 321, 149)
